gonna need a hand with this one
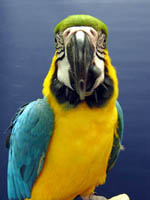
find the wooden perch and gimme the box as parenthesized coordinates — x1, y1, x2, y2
(83, 193, 130, 200)
(109, 194, 130, 200)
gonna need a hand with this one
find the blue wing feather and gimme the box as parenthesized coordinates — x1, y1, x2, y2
(7, 98, 54, 200)
(107, 100, 124, 172)
(116, 101, 124, 143)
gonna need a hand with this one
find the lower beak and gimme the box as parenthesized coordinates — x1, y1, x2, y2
(66, 31, 95, 100)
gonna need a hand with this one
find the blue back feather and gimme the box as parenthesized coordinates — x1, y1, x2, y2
(7, 98, 54, 200)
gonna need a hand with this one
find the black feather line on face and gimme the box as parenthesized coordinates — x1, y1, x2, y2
(50, 65, 114, 108)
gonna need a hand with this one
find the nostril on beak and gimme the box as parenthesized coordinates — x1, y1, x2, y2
(90, 29, 96, 37)
(65, 30, 70, 37)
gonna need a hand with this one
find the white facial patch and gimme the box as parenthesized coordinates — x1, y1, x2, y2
(94, 55, 105, 88)
(57, 57, 73, 89)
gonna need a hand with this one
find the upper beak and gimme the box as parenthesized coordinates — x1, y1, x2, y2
(66, 31, 95, 100)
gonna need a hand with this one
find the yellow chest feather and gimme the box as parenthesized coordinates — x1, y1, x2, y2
(27, 51, 119, 200)
(28, 100, 118, 200)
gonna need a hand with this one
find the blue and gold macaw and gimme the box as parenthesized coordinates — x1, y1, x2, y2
(7, 15, 124, 200)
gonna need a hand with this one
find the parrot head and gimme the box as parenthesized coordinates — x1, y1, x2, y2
(43, 15, 118, 108)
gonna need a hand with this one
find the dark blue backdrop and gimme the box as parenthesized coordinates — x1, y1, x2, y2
(1, 0, 150, 200)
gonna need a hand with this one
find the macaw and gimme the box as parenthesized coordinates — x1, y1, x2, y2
(7, 15, 125, 200)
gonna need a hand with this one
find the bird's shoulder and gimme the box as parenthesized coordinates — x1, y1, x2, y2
(7, 98, 54, 143)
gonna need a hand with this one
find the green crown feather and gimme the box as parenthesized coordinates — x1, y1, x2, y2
(54, 15, 108, 37)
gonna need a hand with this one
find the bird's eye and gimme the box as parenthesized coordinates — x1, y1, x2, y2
(90, 29, 96, 37)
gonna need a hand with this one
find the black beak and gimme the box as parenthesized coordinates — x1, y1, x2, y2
(66, 31, 95, 100)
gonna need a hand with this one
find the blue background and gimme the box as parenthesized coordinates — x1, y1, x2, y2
(1, 0, 150, 199)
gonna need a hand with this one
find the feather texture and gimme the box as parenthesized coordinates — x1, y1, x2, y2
(7, 98, 54, 200)
(54, 15, 108, 38)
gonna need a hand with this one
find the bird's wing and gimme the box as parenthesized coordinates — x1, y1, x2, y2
(107, 101, 124, 172)
(7, 98, 54, 200)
